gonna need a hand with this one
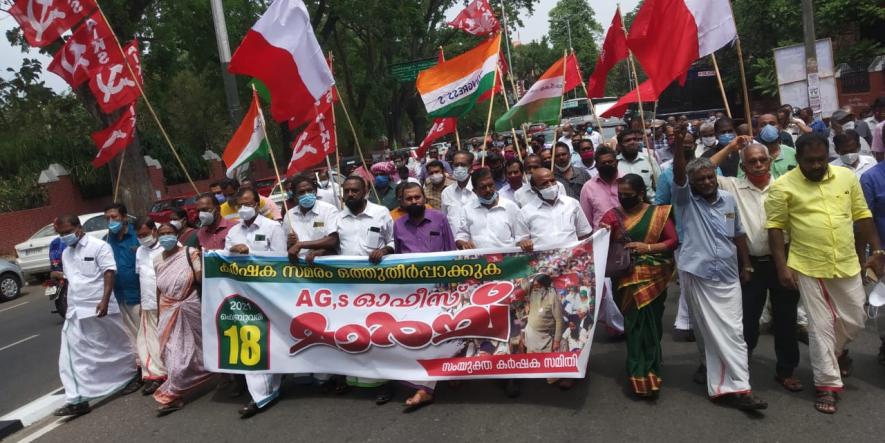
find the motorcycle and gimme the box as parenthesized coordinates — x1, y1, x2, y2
(44, 278, 67, 319)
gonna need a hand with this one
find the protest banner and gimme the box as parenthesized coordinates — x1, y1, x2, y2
(202, 231, 609, 380)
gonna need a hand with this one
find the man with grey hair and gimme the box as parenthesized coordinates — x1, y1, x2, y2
(710, 139, 803, 393)
(672, 125, 767, 410)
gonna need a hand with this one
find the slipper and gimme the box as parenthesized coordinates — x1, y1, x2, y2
(814, 390, 837, 414)
(775, 376, 804, 392)
(402, 398, 434, 413)
(156, 400, 184, 417)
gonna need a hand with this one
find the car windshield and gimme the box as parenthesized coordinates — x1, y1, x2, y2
(82, 215, 108, 232)
(31, 224, 57, 239)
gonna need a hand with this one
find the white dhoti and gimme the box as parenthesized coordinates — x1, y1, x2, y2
(682, 272, 752, 398)
(246, 374, 282, 408)
(674, 277, 693, 330)
(118, 303, 141, 366)
(136, 309, 166, 381)
(600, 279, 625, 334)
(59, 312, 138, 404)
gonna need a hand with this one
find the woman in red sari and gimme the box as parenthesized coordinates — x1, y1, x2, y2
(601, 174, 677, 398)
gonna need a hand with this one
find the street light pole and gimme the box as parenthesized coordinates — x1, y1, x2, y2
(210, 0, 242, 127)
(800, 0, 821, 118)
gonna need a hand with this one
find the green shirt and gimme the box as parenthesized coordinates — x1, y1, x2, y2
(738, 144, 796, 180)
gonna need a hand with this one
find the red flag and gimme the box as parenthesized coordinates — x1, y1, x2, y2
(287, 56, 337, 130)
(89, 40, 143, 114)
(9, 0, 96, 47)
(48, 12, 124, 88)
(627, 0, 736, 95)
(564, 53, 583, 93)
(286, 89, 337, 175)
(448, 0, 500, 36)
(417, 118, 457, 158)
(91, 104, 136, 168)
(586, 9, 629, 98)
(598, 80, 659, 118)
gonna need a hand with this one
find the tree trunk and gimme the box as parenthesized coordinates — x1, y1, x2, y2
(111, 136, 155, 216)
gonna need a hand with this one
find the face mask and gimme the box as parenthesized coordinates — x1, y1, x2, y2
(759, 124, 780, 143)
(375, 175, 390, 189)
(842, 121, 855, 131)
(618, 195, 641, 210)
(298, 192, 317, 209)
(554, 163, 570, 172)
(477, 191, 498, 206)
(504, 152, 516, 161)
(238, 205, 256, 221)
(405, 204, 426, 218)
(345, 198, 365, 213)
(428, 173, 444, 185)
(580, 151, 594, 161)
(718, 133, 736, 145)
(537, 185, 559, 201)
(158, 234, 178, 251)
(169, 220, 183, 231)
(453, 166, 470, 182)
(138, 235, 156, 247)
(286, 190, 294, 201)
(215, 193, 226, 203)
(61, 232, 80, 247)
(198, 211, 215, 227)
(840, 152, 859, 166)
(701, 136, 718, 147)
(598, 164, 618, 179)
(746, 171, 771, 188)
(108, 220, 123, 234)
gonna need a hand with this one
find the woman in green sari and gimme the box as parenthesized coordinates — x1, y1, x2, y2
(601, 174, 678, 398)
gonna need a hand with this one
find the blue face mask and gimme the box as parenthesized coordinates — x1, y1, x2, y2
(286, 190, 294, 201)
(759, 124, 780, 143)
(158, 234, 178, 251)
(477, 191, 498, 206)
(108, 220, 123, 234)
(215, 193, 226, 203)
(718, 133, 736, 145)
(375, 175, 390, 189)
(61, 232, 80, 247)
(298, 192, 317, 209)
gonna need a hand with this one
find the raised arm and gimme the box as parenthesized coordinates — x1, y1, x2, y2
(672, 123, 689, 186)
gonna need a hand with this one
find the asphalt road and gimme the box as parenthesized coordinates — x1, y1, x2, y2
(0, 285, 64, 417)
(5, 285, 885, 442)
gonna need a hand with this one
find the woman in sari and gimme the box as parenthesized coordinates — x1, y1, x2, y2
(601, 174, 677, 398)
(153, 223, 214, 415)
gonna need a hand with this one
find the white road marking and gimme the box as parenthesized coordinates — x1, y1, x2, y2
(0, 334, 39, 352)
(15, 418, 65, 443)
(0, 301, 29, 313)
(0, 386, 66, 428)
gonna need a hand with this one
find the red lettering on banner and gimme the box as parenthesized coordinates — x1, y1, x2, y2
(288, 312, 335, 354)
(335, 324, 371, 353)
(366, 312, 434, 349)
(296, 289, 313, 307)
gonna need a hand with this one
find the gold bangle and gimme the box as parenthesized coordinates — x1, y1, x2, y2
(873, 250, 885, 257)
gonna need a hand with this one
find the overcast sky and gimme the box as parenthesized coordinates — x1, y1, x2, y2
(0, 0, 640, 93)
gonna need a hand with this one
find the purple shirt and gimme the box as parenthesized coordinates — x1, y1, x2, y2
(393, 208, 456, 253)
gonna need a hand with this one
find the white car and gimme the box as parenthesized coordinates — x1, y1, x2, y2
(14, 212, 133, 279)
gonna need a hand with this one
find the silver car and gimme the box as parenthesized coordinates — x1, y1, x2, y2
(0, 259, 24, 302)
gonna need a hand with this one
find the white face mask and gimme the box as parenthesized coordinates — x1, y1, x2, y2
(238, 205, 257, 221)
(840, 152, 859, 166)
(453, 166, 470, 182)
(169, 220, 183, 231)
(701, 136, 717, 147)
(198, 211, 215, 227)
(537, 185, 559, 201)
(428, 173, 444, 185)
(842, 121, 855, 131)
(137, 235, 156, 247)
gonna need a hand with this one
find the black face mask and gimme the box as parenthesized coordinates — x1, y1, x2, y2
(598, 164, 618, 179)
(405, 204, 426, 218)
(344, 198, 366, 213)
(619, 195, 641, 210)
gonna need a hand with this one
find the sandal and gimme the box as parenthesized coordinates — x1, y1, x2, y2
(837, 350, 853, 378)
(775, 376, 804, 392)
(156, 400, 184, 417)
(814, 390, 837, 414)
(402, 390, 434, 413)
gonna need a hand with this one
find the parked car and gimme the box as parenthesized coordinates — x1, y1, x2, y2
(148, 195, 198, 224)
(14, 212, 135, 280)
(253, 176, 280, 197)
(0, 259, 24, 302)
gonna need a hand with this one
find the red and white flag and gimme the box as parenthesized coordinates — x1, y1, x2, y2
(417, 118, 457, 158)
(88, 40, 142, 114)
(448, 0, 500, 36)
(586, 8, 629, 98)
(598, 80, 659, 118)
(91, 104, 136, 168)
(627, 0, 737, 95)
(286, 89, 337, 175)
(48, 12, 123, 88)
(229, 0, 335, 125)
(9, 0, 96, 47)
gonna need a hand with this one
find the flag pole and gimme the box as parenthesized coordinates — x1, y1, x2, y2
(251, 85, 289, 217)
(113, 154, 126, 202)
(94, 2, 199, 195)
(327, 52, 343, 208)
(334, 84, 379, 202)
(618, 7, 657, 167)
(552, 50, 568, 171)
(498, 1, 521, 102)
(439, 46, 463, 151)
(710, 53, 732, 118)
(734, 37, 753, 134)
(496, 65, 523, 161)
(574, 49, 606, 141)
(480, 35, 503, 168)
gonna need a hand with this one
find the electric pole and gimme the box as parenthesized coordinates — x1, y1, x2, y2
(801, 0, 820, 118)
(210, 0, 242, 127)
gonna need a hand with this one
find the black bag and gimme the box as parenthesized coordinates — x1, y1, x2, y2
(605, 210, 634, 278)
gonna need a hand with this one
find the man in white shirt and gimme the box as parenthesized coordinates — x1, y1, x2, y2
(52, 215, 139, 417)
(440, 150, 476, 229)
(516, 154, 567, 208)
(455, 168, 530, 250)
(831, 130, 876, 178)
(224, 188, 285, 419)
(134, 217, 167, 395)
(557, 123, 575, 153)
(520, 168, 593, 250)
(572, 139, 598, 178)
(617, 129, 660, 200)
(284, 174, 340, 264)
(313, 167, 340, 208)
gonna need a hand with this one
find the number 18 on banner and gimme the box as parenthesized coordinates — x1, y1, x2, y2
(216, 295, 270, 370)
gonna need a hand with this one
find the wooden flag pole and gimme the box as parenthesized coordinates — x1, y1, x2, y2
(617, 7, 657, 166)
(496, 65, 523, 161)
(95, 2, 198, 195)
(334, 84, 379, 202)
(552, 50, 568, 171)
(439, 46, 463, 150)
(251, 85, 290, 216)
(573, 49, 606, 140)
(735, 37, 753, 134)
(710, 53, 732, 118)
(327, 52, 343, 208)
(113, 154, 126, 202)
(480, 36, 503, 167)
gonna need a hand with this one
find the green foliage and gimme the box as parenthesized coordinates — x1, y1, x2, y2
(547, 0, 601, 80)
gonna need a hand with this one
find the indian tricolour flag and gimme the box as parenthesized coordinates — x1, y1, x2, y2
(222, 90, 268, 178)
(416, 34, 500, 118)
(494, 54, 581, 131)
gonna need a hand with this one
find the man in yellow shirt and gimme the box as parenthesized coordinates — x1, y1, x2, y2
(765, 133, 885, 414)
(218, 178, 281, 221)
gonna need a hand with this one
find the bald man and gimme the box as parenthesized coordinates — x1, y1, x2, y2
(520, 168, 593, 251)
